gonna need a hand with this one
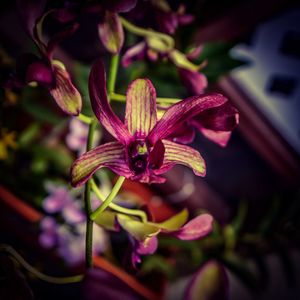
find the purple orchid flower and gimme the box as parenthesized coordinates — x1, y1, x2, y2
(7, 0, 82, 115)
(71, 60, 229, 186)
(122, 40, 208, 95)
(94, 208, 213, 267)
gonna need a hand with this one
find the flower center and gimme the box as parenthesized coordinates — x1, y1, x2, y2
(128, 140, 150, 175)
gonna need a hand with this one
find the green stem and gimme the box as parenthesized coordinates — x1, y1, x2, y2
(90, 176, 125, 221)
(120, 17, 174, 49)
(0, 244, 83, 284)
(90, 179, 147, 223)
(107, 54, 120, 95)
(77, 113, 92, 124)
(84, 118, 97, 268)
(110, 92, 180, 104)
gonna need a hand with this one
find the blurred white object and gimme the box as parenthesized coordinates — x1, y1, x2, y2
(231, 9, 300, 154)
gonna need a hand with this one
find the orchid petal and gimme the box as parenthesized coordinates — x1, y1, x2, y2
(185, 261, 229, 300)
(25, 61, 53, 87)
(173, 213, 213, 240)
(192, 101, 239, 131)
(94, 211, 119, 232)
(122, 42, 147, 67)
(154, 140, 206, 176)
(50, 61, 82, 116)
(71, 142, 132, 187)
(117, 214, 160, 241)
(178, 68, 208, 95)
(166, 122, 196, 144)
(125, 79, 157, 137)
(190, 101, 239, 147)
(89, 60, 132, 144)
(155, 209, 189, 231)
(200, 129, 233, 148)
(98, 12, 124, 54)
(148, 93, 227, 144)
(136, 236, 158, 255)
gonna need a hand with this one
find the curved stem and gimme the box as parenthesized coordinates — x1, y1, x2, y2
(120, 17, 174, 49)
(0, 244, 83, 284)
(90, 179, 147, 223)
(107, 54, 120, 96)
(77, 113, 92, 124)
(110, 92, 180, 104)
(84, 118, 97, 268)
(90, 176, 125, 221)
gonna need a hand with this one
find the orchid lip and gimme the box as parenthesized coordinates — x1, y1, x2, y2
(127, 139, 164, 176)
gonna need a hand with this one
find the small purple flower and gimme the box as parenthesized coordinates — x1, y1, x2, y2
(39, 185, 108, 266)
(39, 217, 58, 249)
(71, 60, 229, 186)
(43, 183, 85, 224)
(66, 118, 101, 154)
(43, 184, 74, 213)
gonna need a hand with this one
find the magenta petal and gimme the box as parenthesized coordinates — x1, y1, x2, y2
(185, 261, 229, 300)
(199, 129, 233, 148)
(190, 101, 239, 147)
(136, 236, 158, 255)
(121, 42, 147, 67)
(148, 139, 165, 169)
(25, 61, 54, 87)
(172, 214, 213, 240)
(89, 60, 132, 144)
(178, 68, 208, 95)
(191, 101, 239, 131)
(166, 122, 196, 144)
(98, 12, 124, 54)
(71, 141, 132, 187)
(148, 93, 227, 144)
(50, 63, 82, 116)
